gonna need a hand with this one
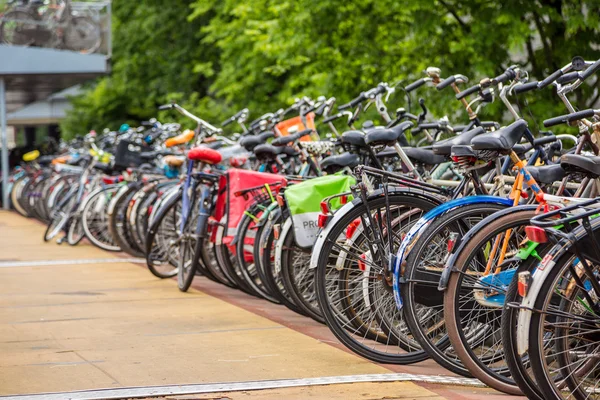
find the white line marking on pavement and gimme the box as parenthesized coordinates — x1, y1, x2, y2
(0, 258, 146, 268)
(0, 373, 484, 400)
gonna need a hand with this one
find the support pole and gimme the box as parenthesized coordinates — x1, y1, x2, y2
(0, 78, 9, 210)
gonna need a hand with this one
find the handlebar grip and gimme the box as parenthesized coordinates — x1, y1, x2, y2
(221, 117, 235, 127)
(539, 69, 564, 89)
(456, 84, 480, 100)
(158, 104, 173, 111)
(492, 69, 516, 85)
(533, 135, 558, 146)
(514, 81, 539, 94)
(323, 113, 342, 124)
(315, 102, 328, 116)
(436, 76, 455, 90)
(405, 78, 426, 93)
(543, 109, 596, 127)
(580, 59, 600, 81)
(338, 94, 365, 111)
(556, 71, 581, 85)
(418, 123, 443, 130)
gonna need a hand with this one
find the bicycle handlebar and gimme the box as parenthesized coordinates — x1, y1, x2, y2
(538, 69, 564, 89)
(338, 93, 366, 110)
(514, 81, 539, 94)
(543, 109, 597, 127)
(405, 78, 426, 93)
(491, 68, 517, 85)
(221, 108, 248, 127)
(580, 59, 600, 80)
(456, 84, 480, 100)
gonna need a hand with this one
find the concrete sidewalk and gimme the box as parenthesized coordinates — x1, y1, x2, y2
(0, 212, 518, 400)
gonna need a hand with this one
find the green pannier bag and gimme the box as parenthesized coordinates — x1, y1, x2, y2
(284, 174, 355, 248)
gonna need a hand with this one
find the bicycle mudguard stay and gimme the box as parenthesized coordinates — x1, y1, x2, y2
(309, 187, 444, 270)
(437, 204, 540, 291)
(392, 195, 514, 310)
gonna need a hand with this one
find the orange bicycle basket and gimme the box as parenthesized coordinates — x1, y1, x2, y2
(275, 112, 318, 142)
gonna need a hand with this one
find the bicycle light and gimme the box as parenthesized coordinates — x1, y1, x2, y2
(320, 200, 330, 214)
(525, 226, 548, 243)
(273, 224, 281, 240)
(518, 271, 532, 297)
(276, 195, 285, 207)
(318, 213, 331, 228)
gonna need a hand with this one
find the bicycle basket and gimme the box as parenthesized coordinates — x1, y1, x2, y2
(113, 140, 144, 169)
(211, 169, 284, 246)
(275, 112, 318, 141)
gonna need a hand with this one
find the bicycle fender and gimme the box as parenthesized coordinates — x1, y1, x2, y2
(438, 204, 538, 291)
(275, 217, 293, 272)
(106, 184, 131, 216)
(516, 238, 573, 355)
(195, 185, 212, 240)
(393, 195, 513, 310)
(308, 187, 443, 270)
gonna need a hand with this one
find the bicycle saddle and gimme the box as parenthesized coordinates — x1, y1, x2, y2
(470, 119, 528, 152)
(320, 152, 360, 173)
(364, 121, 414, 147)
(403, 147, 448, 165)
(432, 126, 485, 155)
(37, 155, 55, 165)
(560, 154, 600, 178)
(240, 131, 275, 151)
(525, 165, 565, 185)
(450, 144, 477, 158)
(163, 155, 184, 168)
(341, 130, 367, 147)
(188, 146, 222, 165)
(253, 144, 282, 160)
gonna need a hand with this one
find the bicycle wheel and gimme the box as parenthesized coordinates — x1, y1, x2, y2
(178, 184, 205, 292)
(214, 215, 257, 296)
(501, 247, 550, 400)
(10, 176, 30, 217)
(279, 216, 323, 321)
(82, 186, 121, 251)
(402, 203, 508, 376)
(63, 16, 101, 54)
(528, 251, 599, 400)
(443, 208, 535, 394)
(145, 191, 181, 279)
(67, 215, 85, 245)
(44, 191, 76, 242)
(257, 210, 306, 314)
(235, 203, 279, 302)
(315, 193, 437, 364)
(0, 10, 36, 46)
(109, 185, 144, 257)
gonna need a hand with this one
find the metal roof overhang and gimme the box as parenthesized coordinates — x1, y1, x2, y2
(0, 45, 109, 113)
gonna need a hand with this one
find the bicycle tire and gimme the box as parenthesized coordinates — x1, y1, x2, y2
(443, 208, 537, 394)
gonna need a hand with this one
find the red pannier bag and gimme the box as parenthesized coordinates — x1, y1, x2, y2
(211, 170, 283, 254)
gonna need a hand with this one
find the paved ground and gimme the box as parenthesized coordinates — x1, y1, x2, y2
(0, 212, 521, 400)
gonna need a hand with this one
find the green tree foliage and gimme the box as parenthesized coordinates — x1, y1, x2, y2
(61, 0, 600, 138)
